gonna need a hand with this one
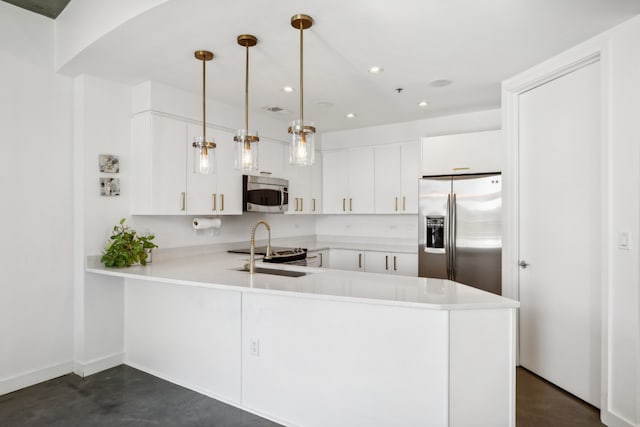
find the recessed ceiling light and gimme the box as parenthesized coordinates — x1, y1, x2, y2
(346, 113, 356, 118)
(429, 79, 452, 87)
(282, 86, 294, 93)
(418, 101, 429, 107)
(368, 66, 384, 74)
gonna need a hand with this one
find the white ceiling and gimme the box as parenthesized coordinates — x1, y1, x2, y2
(59, 0, 640, 132)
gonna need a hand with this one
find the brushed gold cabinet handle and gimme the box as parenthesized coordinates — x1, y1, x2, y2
(312, 198, 316, 212)
(295, 198, 299, 212)
(260, 171, 272, 175)
(349, 198, 353, 212)
(358, 253, 362, 269)
(181, 192, 186, 211)
(403, 196, 406, 211)
(301, 198, 304, 212)
(385, 255, 389, 270)
(394, 255, 397, 271)
(319, 252, 323, 267)
(395, 197, 398, 212)
(212, 194, 217, 211)
(342, 198, 346, 212)
(221, 194, 225, 211)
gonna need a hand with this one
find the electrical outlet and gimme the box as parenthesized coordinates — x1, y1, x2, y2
(250, 338, 260, 356)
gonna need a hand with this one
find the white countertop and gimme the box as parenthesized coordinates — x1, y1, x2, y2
(86, 249, 518, 311)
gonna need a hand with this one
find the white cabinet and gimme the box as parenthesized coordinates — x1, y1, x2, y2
(131, 112, 242, 215)
(285, 151, 322, 214)
(329, 249, 365, 271)
(306, 249, 329, 268)
(365, 251, 418, 276)
(255, 140, 284, 179)
(421, 130, 501, 176)
(374, 142, 420, 214)
(322, 147, 374, 214)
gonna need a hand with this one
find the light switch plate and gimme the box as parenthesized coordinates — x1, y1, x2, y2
(618, 232, 630, 250)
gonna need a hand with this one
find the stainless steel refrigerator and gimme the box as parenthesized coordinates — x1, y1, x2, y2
(418, 173, 502, 295)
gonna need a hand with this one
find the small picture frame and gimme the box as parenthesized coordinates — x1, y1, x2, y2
(100, 178, 120, 196)
(99, 154, 119, 173)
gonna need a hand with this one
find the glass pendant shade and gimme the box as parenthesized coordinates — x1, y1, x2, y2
(234, 129, 259, 172)
(193, 136, 216, 174)
(288, 119, 315, 166)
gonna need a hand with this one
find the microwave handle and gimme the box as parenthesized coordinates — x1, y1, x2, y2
(280, 187, 285, 211)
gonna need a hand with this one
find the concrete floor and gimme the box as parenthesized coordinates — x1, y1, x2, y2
(0, 365, 604, 426)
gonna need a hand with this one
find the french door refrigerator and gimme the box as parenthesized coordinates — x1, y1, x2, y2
(418, 173, 502, 295)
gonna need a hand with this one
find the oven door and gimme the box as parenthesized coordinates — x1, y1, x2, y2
(243, 175, 289, 212)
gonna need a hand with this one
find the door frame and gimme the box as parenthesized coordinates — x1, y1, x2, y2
(501, 36, 612, 417)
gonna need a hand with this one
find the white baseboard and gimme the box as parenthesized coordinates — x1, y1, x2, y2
(601, 409, 637, 427)
(0, 361, 73, 396)
(73, 352, 124, 377)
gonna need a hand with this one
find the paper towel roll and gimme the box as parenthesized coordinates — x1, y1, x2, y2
(192, 218, 222, 230)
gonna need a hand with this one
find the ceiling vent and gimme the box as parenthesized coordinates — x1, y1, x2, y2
(263, 106, 290, 114)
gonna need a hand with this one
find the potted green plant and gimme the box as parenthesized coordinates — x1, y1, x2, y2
(101, 218, 158, 268)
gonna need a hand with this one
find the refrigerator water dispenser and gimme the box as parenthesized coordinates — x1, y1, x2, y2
(425, 216, 445, 250)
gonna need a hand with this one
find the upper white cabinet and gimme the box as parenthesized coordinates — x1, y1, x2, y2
(285, 151, 322, 214)
(322, 147, 374, 214)
(254, 140, 284, 179)
(131, 112, 242, 215)
(421, 130, 502, 176)
(374, 142, 420, 214)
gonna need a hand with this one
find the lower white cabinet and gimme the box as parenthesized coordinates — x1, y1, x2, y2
(329, 249, 364, 271)
(365, 251, 418, 276)
(306, 249, 329, 268)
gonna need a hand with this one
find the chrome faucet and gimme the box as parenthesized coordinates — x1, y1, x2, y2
(249, 220, 271, 274)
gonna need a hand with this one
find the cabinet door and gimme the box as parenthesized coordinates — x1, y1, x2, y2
(400, 142, 420, 213)
(374, 145, 401, 214)
(322, 150, 349, 214)
(186, 123, 218, 215)
(421, 130, 501, 176)
(151, 114, 187, 215)
(211, 128, 242, 215)
(364, 251, 392, 274)
(258, 140, 285, 178)
(348, 147, 375, 213)
(329, 249, 364, 271)
(309, 152, 322, 214)
(285, 160, 309, 214)
(391, 253, 418, 276)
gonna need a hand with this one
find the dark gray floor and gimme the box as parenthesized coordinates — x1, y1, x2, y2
(0, 365, 281, 427)
(1, 365, 605, 426)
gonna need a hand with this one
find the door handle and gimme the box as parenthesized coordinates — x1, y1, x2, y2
(385, 255, 389, 270)
(212, 193, 217, 211)
(300, 198, 303, 212)
(319, 252, 323, 267)
(342, 198, 346, 212)
(403, 196, 406, 211)
(312, 198, 316, 212)
(445, 194, 451, 279)
(358, 253, 362, 269)
(181, 192, 186, 211)
(519, 260, 529, 269)
(451, 193, 457, 279)
(393, 255, 397, 271)
(295, 197, 299, 212)
(395, 197, 398, 212)
(349, 198, 353, 212)
(221, 194, 225, 211)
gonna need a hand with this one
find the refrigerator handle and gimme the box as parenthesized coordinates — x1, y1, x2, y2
(445, 194, 451, 279)
(452, 193, 457, 280)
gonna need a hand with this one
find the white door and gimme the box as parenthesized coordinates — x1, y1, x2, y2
(329, 249, 364, 271)
(348, 147, 375, 213)
(211, 128, 242, 215)
(400, 142, 420, 213)
(518, 61, 601, 406)
(374, 144, 401, 214)
(364, 251, 391, 274)
(309, 152, 322, 213)
(322, 150, 349, 214)
(152, 114, 187, 215)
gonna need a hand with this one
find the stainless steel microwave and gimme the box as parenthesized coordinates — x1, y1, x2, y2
(243, 175, 289, 213)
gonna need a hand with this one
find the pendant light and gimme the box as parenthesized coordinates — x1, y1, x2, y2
(193, 50, 216, 174)
(234, 35, 260, 172)
(288, 14, 316, 166)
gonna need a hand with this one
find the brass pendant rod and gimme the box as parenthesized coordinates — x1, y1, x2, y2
(299, 21, 304, 124)
(245, 44, 249, 132)
(202, 57, 206, 140)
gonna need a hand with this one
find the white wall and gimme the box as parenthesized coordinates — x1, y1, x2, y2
(606, 15, 640, 426)
(317, 109, 501, 240)
(0, 2, 74, 394)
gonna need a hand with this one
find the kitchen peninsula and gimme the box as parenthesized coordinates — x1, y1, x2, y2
(87, 247, 518, 427)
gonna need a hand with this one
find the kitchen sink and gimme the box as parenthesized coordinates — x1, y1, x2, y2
(236, 266, 308, 277)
